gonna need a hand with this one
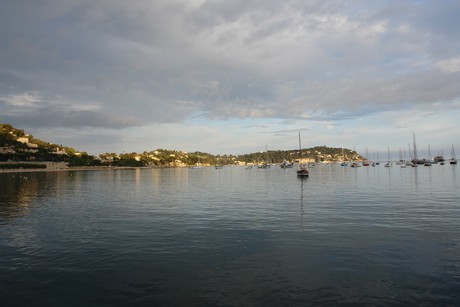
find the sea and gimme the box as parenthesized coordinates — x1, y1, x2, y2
(1, 164, 459, 306)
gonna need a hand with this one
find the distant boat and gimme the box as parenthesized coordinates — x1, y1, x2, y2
(296, 133, 309, 177)
(257, 163, 270, 169)
(190, 151, 204, 169)
(396, 147, 405, 165)
(384, 146, 392, 167)
(245, 165, 253, 170)
(362, 147, 370, 166)
(350, 162, 361, 168)
(411, 132, 423, 165)
(450, 144, 457, 165)
(424, 145, 432, 166)
(258, 145, 271, 169)
(280, 160, 294, 169)
(341, 147, 348, 166)
(215, 165, 223, 169)
(434, 155, 445, 163)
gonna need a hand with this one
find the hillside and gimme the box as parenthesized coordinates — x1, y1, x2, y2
(1, 123, 362, 167)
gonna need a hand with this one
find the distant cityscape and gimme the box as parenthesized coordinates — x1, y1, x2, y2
(1, 123, 365, 169)
(2, 123, 457, 171)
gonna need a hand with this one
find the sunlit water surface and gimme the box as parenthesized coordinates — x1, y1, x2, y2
(1, 165, 459, 305)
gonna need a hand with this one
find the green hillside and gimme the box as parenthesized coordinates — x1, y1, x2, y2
(1, 123, 362, 167)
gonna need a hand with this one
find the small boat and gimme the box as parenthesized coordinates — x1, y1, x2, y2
(425, 145, 433, 166)
(296, 133, 309, 177)
(191, 151, 204, 168)
(280, 160, 294, 168)
(362, 147, 370, 166)
(450, 144, 457, 165)
(245, 165, 253, 170)
(215, 165, 223, 169)
(340, 147, 348, 166)
(297, 167, 309, 177)
(384, 146, 392, 167)
(258, 145, 271, 169)
(350, 162, 361, 167)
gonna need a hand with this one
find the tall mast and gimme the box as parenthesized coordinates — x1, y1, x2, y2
(298, 132, 302, 162)
(413, 131, 417, 161)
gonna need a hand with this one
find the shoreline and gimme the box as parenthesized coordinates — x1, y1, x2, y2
(0, 166, 165, 173)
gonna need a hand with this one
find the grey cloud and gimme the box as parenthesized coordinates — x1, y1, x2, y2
(2, 108, 143, 129)
(2, 0, 460, 130)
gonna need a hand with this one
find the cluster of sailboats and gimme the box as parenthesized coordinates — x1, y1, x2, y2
(243, 133, 309, 177)
(219, 133, 456, 176)
(346, 134, 457, 168)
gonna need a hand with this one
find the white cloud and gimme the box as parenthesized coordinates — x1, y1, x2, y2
(1, 92, 42, 107)
(436, 56, 460, 73)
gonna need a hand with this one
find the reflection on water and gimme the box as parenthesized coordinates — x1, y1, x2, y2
(1, 165, 460, 305)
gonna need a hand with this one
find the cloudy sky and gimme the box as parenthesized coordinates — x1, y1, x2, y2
(1, 0, 460, 157)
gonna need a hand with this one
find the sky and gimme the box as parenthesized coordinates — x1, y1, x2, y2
(1, 0, 460, 158)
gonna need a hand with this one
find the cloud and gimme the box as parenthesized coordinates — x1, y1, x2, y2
(0, 93, 143, 129)
(2, 109, 143, 129)
(1, 1, 460, 154)
(436, 56, 460, 73)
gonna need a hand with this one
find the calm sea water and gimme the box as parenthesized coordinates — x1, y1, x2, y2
(1, 164, 459, 306)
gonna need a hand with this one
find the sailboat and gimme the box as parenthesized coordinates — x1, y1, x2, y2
(450, 144, 457, 165)
(396, 147, 404, 165)
(362, 147, 370, 166)
(258, 145, 271, 169)
(384, 146, 392, 167)
(190, 151, 204, 169)
(340, 146, 348, 166)
(411, 132, 421, 165)
(296, 133, 309, 177)
(280, 160, 294, 168)
(424, 145, 432, 166)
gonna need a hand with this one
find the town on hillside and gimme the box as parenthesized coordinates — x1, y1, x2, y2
(0, 123, 362, 170)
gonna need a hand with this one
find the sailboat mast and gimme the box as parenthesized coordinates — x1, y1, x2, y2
(413, 132, 417, 161)
(298, 132, 302, 161)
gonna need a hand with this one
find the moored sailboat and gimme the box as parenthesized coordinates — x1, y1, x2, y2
(296, 133, 309, 177)
(280, 160, 294, 168)
(450, 144, 457, 165)
(258, 145, 271, 169)
(384, 146, 392, 167)
(340, 147, 348, 166)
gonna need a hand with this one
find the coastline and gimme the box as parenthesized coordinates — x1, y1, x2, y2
(0, 166, 163, 173)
